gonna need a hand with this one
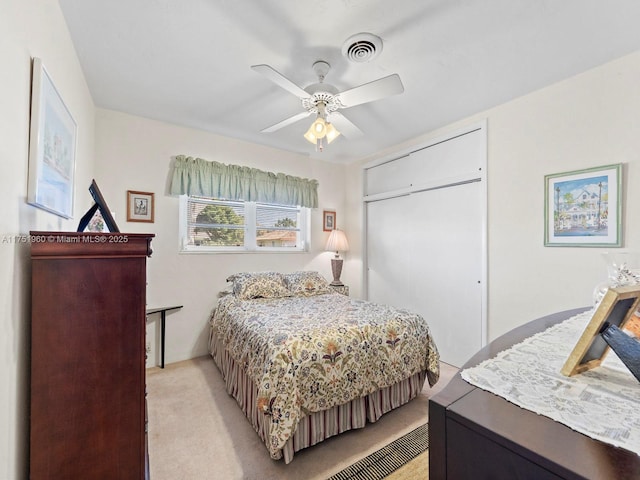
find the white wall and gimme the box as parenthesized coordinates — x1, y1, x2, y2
(94, 109, 348, 365)
(2, 2, 638, 474)
(0, 0, 96, 477)
(347, 50, 640, 343)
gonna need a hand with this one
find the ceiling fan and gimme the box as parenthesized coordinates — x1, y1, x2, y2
(251, 61, 404, 150)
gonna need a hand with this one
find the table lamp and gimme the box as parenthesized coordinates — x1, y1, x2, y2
(325, 229, 349, 286)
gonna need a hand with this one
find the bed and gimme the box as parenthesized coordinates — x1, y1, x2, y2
(208, 271, 440, 463)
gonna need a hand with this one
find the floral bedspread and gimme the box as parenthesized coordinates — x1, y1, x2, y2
(210, 292, 440, 459)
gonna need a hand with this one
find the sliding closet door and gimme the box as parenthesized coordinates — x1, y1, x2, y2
(366, 195, 412, 310)
(407, 182, 483, 367)
(364, 123, 486, 368)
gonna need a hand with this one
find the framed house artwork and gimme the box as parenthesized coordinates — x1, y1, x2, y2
(323, 210, 336, 231)
(27, 57, 77, 219)
(127, 190, 155, 223)
(544, 163, 622, 247)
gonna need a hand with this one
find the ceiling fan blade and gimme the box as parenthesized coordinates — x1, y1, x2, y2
(337, 74, 404, 108)
(261, 111, 312, 133)
(328, 112, 364, 138)
(251, 64, 311, 99)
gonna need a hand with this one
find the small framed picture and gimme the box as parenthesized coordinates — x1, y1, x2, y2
(127, 190, 154, 223)
(323, 210, 336, 231)
(544, 163, 622, 247)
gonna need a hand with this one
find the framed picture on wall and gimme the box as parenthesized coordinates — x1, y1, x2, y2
(27, 57, 77, 219)
(127, 190, 155, 223)
(323, 210, 336, 231)
(544, 163, 622, 247)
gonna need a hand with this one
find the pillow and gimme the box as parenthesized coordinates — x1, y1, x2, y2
(217, 288, 233, 298)
(284, 271, 332, 297)
(230, 271, 292, 300)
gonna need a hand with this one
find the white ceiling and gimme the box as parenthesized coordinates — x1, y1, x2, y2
(58, 0, 640, 164)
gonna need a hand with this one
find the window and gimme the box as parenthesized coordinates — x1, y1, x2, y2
(180, 196, 309, 252)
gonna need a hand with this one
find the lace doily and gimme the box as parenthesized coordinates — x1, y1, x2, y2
(461, 310, 640, 456)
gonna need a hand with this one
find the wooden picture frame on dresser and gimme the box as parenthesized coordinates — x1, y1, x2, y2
(29, 231, 154, 480)
(561, 284, 640, 377)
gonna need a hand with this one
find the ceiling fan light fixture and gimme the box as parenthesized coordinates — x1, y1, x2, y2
(304, 116, 340, 150)
(253, 58, 402, 151)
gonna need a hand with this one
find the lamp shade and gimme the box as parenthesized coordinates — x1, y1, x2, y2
(303, 128, 318, 144)
(325, 229, 349, 253)
(304, 118, 326, 144)
(324, 122, 341, 144)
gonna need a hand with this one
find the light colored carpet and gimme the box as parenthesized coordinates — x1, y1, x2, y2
(147, 356, 457, 480)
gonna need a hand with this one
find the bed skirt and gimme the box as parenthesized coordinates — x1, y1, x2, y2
(210, 331, 427, 463)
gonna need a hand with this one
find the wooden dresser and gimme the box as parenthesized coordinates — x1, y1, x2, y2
(30, 232, 154, 480)
(429, 307, 640, 480)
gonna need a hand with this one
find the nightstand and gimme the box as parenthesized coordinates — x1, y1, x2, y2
(329, 284, 349, 296)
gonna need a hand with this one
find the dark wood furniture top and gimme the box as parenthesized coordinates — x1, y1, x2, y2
(429, 307, 640, 480)
(30, 232, 153, 480)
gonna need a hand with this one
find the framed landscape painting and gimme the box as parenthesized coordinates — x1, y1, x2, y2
(544, 164, 622, 247)
(27, 57, 77, 219)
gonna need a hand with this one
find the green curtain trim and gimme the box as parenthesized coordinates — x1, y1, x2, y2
(169, 155, 319, 208)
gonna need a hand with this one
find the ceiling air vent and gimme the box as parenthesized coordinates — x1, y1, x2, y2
(342, 33, 383, 63)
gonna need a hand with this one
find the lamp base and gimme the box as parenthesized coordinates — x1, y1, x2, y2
(330, 258, 344, 286)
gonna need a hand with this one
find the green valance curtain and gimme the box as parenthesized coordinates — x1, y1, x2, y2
(169, 155, 319, 208)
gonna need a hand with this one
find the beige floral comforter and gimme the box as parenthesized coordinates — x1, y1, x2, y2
(210, 292, 440, 459)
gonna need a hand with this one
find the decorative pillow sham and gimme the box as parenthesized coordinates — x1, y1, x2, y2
(284, 271, 332, 297)
(230, 271, 292, 300)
